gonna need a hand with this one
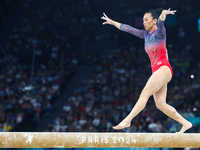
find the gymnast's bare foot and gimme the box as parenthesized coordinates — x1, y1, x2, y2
(176, 122, 192, 133)
(113, 120, 130, 130)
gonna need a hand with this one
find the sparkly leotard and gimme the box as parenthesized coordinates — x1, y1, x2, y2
(120, 18, 173, 76)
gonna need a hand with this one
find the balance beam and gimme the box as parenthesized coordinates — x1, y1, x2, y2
(0, 132, 200, 148)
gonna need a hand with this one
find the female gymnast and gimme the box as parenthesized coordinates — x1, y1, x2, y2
(101, 8, 192, 133)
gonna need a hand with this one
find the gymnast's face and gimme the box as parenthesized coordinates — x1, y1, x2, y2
(143, 13, 157, 31)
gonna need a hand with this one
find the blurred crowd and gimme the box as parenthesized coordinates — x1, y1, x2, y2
(45, 43, 200, 133)
(1, 0, 106, 56)
(0, 51, 79, 131)
(0, 0, 199, 133)
(0, 0, 81, 131)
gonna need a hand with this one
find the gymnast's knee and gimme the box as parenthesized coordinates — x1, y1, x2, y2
(140, 88, 152, 100)
(156, 102, 166, 111)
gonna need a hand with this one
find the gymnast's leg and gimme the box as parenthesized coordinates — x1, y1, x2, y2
(113, 66, 172, 130)
(153, 84, 192, 133)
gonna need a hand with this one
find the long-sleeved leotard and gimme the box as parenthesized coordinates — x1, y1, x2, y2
(120, 18, 173, 76)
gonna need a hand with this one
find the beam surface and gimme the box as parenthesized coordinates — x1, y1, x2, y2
(0, 132, 200, 148)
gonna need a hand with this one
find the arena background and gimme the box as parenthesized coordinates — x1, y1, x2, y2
(0, 0, 200, 150)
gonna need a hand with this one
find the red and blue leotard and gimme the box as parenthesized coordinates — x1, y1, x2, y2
(120, 18, 173, 76)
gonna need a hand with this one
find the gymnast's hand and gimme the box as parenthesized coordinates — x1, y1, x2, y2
(101, 13, 113, 25)
(163, 8, 176, 15)
(160, 8, 177, 21)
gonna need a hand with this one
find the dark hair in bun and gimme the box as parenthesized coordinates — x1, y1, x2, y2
(145, 8, 163, 20)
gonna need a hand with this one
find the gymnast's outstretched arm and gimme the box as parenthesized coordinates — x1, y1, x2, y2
(101, 12, 145, 39)
(157, 8, 177, 38)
